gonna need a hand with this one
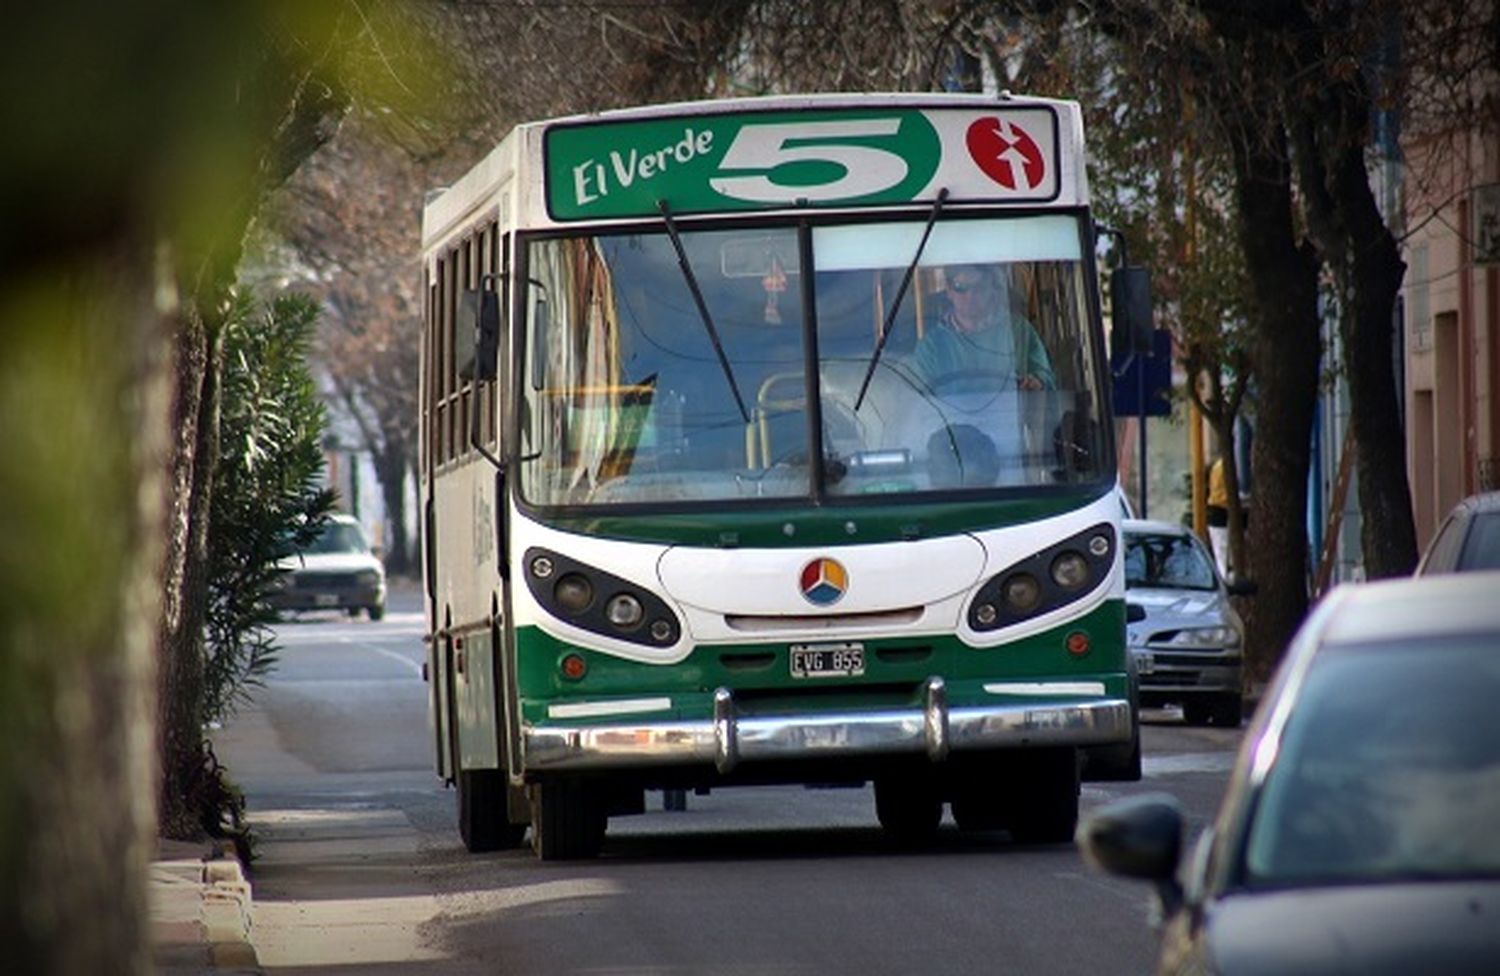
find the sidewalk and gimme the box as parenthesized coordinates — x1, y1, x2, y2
(149, 837, 261, 975)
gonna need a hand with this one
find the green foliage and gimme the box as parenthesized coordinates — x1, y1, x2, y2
(204, 292, 334, 725)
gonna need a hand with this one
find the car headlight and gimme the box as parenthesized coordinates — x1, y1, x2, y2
(1164, 626, 1240, 649)
(356, 570, 383, 586)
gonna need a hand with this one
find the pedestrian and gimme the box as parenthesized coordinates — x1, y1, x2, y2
(1207, 455, 1230, 578)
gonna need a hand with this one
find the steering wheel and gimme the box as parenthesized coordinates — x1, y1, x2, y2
(927, 369, 1019, 395)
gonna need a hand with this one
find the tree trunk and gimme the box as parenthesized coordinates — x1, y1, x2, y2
(1311, 107, 1418, 577)
(0, 250, 169, 975)
(374, 438, 413, 576)
(1337, 152, 1417, 578)
(156, 305, 224, 839)
(1229, 125, 1324, 685)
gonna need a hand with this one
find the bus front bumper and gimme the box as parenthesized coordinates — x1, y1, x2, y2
(522, 678, 1131, 774)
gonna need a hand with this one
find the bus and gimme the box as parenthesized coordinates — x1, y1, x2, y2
(419, 93, 1144, 860)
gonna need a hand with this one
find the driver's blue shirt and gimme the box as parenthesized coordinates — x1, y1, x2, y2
(911, 311, 1055, 393)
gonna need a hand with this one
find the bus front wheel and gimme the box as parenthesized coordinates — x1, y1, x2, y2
(529, 778, 606, 860)
(457, 768, 527, 852)
(874, 773, 942, 845)
(1002, 748, 1080, 845)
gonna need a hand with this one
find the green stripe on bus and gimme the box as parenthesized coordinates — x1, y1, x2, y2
(516, 598, 1124, 721)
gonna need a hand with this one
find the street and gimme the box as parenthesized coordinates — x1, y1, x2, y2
(213, 586, 1242, 976)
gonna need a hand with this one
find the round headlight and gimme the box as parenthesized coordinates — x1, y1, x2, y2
(1002, 573, 1042, 612)
(649, 619, 674, 643)
(530, 555, 555, 579)
(605, 593, 645, 630)
(1050, 551, 1090, 590)
(553, 573, 594, 614)
(975, 603, 998, 626)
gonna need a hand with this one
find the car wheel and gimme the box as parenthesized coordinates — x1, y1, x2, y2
(1210, 694, 1242, 728)
(1182, 700, 1213, 726)
(367, 603, 385, 622)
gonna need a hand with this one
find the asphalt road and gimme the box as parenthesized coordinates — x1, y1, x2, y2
(213, 585, 1242, 975)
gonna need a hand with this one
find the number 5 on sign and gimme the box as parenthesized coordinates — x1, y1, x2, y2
(709, 119, 908, 203)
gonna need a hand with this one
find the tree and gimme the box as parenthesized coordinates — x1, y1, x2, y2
(264, 1, 756, 575)
(205, 292, 336, 730)
(1, 2, 446, 969)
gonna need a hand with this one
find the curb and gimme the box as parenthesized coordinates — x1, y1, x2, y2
(150, 839, 262, 975)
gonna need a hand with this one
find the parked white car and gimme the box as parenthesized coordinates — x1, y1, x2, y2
(270, 514, 387, 620)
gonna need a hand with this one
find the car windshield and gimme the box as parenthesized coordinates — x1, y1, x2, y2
(1124, 532, 1217, 591)
(302, 523, 368, 555)
(1459, 513, 1500, 570)
(1243, 637, 1500, 887)
(517, 215, 1109, 507)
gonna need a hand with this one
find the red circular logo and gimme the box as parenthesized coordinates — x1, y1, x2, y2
(966, 118, 1046, 191)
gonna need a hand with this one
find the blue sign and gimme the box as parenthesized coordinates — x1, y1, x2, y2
(1111, 329, 1172, 417)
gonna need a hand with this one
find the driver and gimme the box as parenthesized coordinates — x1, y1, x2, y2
(912, 264, 1055, 393)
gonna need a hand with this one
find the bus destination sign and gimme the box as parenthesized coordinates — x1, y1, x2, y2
(543, 106, 1061, 221)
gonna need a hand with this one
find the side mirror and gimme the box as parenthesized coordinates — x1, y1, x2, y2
(1076, 793, 1186, 916)
(370, 544, 385, 560)
(1126, 602, 1147, 624)
(1109, 266, 1154, 357)
(457, 289, 500, 383)
(1226, 576, 1258, 597)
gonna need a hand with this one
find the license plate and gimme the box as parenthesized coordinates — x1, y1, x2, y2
(314, 593, 340, 607)
(1136, 651, 1155, 675)
(790, 643, 865, 679)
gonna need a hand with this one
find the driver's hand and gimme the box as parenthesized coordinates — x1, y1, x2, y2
(1018, 375, 1043, 391)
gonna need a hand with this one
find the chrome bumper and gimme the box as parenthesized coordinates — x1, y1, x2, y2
(523, 678, 1132, 773)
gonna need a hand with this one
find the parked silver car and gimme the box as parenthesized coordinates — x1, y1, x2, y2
(1124, 519, 1248, 727)
(1416, 490, 1500, 574)
(1078, 572, 1500, 975)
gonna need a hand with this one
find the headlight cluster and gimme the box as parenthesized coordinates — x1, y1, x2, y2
(355, 570, 383, 587)
(522, 547, 680, 647)
(968, 523, 1116, 632)
(1162, 626, 1240, 649)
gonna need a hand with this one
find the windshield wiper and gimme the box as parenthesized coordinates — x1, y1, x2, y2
(657, 200, 749, 423)
(854, 187, 949, 411)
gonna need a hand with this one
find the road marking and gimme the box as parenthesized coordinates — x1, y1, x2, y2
(1143, 752, 1236, 776)
(343, 639, 423, 677)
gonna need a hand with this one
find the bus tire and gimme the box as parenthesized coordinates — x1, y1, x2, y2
(529, 778, 606, 861)
(458, 768, 527, 852)
(874, 774, 942, 845)
(1003, 748, 1080, 845)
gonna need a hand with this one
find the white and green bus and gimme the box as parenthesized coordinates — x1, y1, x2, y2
(420, 93, 1144, 860)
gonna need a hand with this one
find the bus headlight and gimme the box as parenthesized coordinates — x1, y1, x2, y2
(605, 594, 644, 630)
(521, 547, 682, 648)
(1050, 551, 1090, 590)
(553, 574, 593, 614)
(1002, 573, 1042, 612)
(967, 523, 1116, 632)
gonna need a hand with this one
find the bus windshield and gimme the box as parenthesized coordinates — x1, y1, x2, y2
(518, 214, 1108, 508)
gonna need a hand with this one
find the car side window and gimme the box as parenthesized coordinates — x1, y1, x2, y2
(1420, 514, 1465, 574)
(1457, 513, 1500, 571)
